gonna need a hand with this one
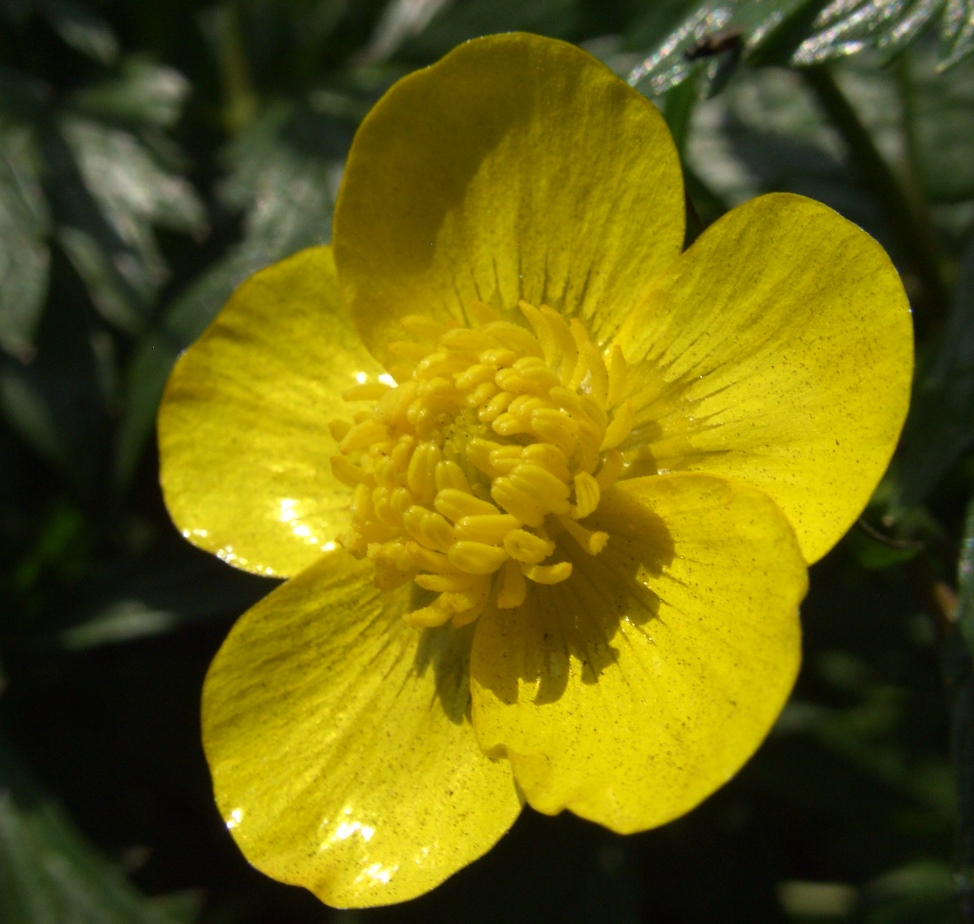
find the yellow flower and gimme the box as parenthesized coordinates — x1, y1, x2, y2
(157, 33, 913, 908)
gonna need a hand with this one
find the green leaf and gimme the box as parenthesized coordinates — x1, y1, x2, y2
(0, 260, 113, 487)
(628, 0, 974, 96)
(791, 0, 942, 68)
(42, 539, 276, 650)
(628, 0, 817, 96)
(43, 114, 205, 334)
(856, 860, 955, 923)
(905, 41, 974, 203)
(0, 740, 191, 924)
(939, 0, 974, 69)
(69, 59, 191, 130)
(0, 116, 50, 359)
(35, 0, 118, 64)
(891, 230, 974, 511)
(683, 65, 889, 250)
(843, 520, 923, 570)
(394, 0, 586, 61)
(945, 494, 974, 916)
(113, 99, 346, 490)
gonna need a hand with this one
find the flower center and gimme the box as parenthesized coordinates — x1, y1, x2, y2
(330, 301, 634, 628)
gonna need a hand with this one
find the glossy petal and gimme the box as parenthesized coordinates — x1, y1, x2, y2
(158, 247, 385, 578)
(203, 551, 522, 908)
(334, 32, 684, 364)
(470, 473, 805, 833)
(616, 193, 913, 564)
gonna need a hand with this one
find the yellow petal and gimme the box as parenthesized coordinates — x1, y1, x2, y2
(158, 247, 386, 578)
(470, 473, 804, 833)
(203, 551, 522, 908)
(334, 32, 683, 365)
(617, 193, 913, 564)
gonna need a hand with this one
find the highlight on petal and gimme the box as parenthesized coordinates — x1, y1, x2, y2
(616, 193, 914, 564)
(203, 551, 522, 908)
(158, 247, 386, 578)
(470, 473, 805, 834)
(334, 32, 684, 366)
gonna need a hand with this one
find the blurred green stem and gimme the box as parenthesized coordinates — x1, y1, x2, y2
(217, 1, 259, 134)
(944, 494, 974, 921)
(803, 66, 948, 335)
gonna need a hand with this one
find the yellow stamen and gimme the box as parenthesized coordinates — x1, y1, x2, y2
(497, 558, 527, 608)
(558, 515, 609, 555)
(332, 298, 637, 627)
(504, 529, 555, 564)
(573, 471, 601, 519)
(447, 541, 509, 574)
(522, 561, 573, 584)
(454, 513, 521, 543)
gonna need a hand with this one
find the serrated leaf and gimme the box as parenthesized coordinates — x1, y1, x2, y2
(0, 253, 113, 486)
(36, 0, 118, 64)
(890, 231, 974, 511)
(792, 0, 942, 67)
(0, 119, 50, 358)
(939, 0, 974, 68)
(0, 363, 68, 472)
(628, 0, 816, 96)
(114, 100, 346, 490)
(907, 41, 974, 202)
(361, 0, 453, 62)
(0, 741, 188, 924)
(69, 59, 191, 129)
(627, 0, 974, 94)
(43, 539, 276, 650)
(395, 0, 586, 61)
(43, 115, 204, 333)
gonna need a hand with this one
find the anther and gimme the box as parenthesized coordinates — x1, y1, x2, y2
(333, 298, 635, 629)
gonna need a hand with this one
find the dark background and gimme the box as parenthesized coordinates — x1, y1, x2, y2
(2, 1, 973, 922)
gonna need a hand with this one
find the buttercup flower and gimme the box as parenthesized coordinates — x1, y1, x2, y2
(158, 33, 913, 908)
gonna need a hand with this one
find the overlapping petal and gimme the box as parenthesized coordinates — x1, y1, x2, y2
(158, 247, 384, 578)
(616, 194, 913, 563)
(334, 32, 684, 365)
(469, 473, 805, 833)
(203, 550, 522, 908)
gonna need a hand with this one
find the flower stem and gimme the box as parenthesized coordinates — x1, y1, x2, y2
(216, 0, 259, 134)
(802, 65, 948, 335)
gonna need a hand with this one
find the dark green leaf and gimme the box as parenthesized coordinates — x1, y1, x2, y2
(628, 0, 974, 95)
(0, 256, 113, 486)
(944, 495, 974, 918)
(684, 67, 889, 246)
(659, 67, 702, 157)
(0, 740, 189, 924)
(395, 0, 585, 61)
(628, 0, 816, 96)
(0, 118, 50, 358)
(42, 538, 275, 650)
(844, 520, 924, 570)
(906, 41, 974, 202)
(791, 0, 942, 68)
(891, 231, 974, 511)
(69, 59, 191, 129)
(43, 114, 204, 334)
(0, 363, 70, 473)
(36, 0, 118, 64)
(855, 860, 955, 923)
(939, 0, 974, 69)
(113, 100, 346, 490)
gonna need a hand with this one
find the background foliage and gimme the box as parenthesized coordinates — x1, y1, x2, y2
(1, 0, 973, 921)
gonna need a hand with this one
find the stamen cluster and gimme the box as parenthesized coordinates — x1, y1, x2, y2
(330, 301, 634, 628)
